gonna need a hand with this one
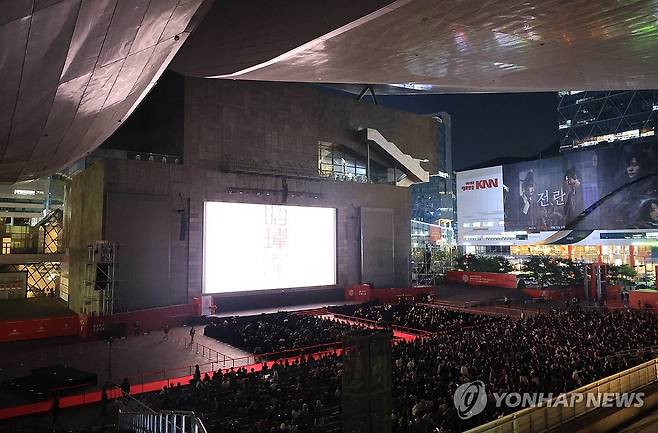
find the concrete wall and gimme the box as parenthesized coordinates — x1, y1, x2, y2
(183, 79, 432, 303)
(184, 170, 412, 300)
(64, 163, 104, 314)
(102, 160, 190, 311)
(66, 79, 436, 312)
(183, 79, 438, 174)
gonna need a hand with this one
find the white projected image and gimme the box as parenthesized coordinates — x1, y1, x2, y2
(203, 202, 336, 293)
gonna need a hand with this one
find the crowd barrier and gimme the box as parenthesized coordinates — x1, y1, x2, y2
(80, 303, 199, 340)
(465, 357, 658, 433)
(330, 313, 433, 336)
(421, 301, 538, 319)
(119, 410, 208, 433)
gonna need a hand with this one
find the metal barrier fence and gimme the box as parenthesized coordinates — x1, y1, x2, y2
(464, 357, 658, 433)
(119, 410, 207, 433)
(330, 313, 433, 336)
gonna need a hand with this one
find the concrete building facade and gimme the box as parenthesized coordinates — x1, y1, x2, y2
(64, 79, 438, 314)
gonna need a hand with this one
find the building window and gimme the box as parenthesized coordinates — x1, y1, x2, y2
(318, 142, 367, 182)
(2, 238, 11, 254)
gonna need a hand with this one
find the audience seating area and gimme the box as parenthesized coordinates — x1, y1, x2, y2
(141, 354, 342, 433)
(8, 303, 656, 433)
(203, 313, 361, 355)
(329, 301, 503, 332)
(145, 304, 658, 433)
(390, 308, 658, 432)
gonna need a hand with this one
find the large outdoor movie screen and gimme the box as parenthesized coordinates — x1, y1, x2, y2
(504, 141, 658, 231)
(203, 202, 336, 294)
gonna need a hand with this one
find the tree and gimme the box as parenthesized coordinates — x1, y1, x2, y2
(608, 264, 637, 283)
(607, 264, 637, 288)
(521, 256, 583, 288)
(455, 254, 513, 273)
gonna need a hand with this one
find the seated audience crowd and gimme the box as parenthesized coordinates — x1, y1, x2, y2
(143, 354, 342, 433)
(204, 313, 360, 354)
(391, 308, 658, 432)
(329, 302, 502, 333)
(145, 307, 658, 433)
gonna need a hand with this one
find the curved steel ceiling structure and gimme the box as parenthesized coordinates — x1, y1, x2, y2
(3, 0, 658, 180)
(174, 0, 658, 92)
(0, 0, 207, 182)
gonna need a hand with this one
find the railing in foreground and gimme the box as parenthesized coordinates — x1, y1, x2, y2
(119, 410, 208, 433)
(464, 357, 658, 433)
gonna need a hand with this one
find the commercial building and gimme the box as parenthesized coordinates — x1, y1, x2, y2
(410, 112, 455, 228)
(558, 90, 658, 153)
(456, 136, 658, 279)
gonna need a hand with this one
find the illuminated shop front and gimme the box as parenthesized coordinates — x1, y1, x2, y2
(464, 243, 657, 279)
(508, 244, 658, 277)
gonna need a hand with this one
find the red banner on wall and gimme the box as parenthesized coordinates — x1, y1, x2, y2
(344, 286, 433, 303)
(446, 271, 518, 289)
(344, 285, 372, 302)
(630, 290, 658, 310)
(0, 315, 79, 343)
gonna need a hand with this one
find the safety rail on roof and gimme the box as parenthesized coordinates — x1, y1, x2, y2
(464, 357, 658, 433)
(118, 410, 208, 433)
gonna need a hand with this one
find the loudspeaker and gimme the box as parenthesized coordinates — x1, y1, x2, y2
(281, 178, 288, 203)
(93, 264, 110, 290)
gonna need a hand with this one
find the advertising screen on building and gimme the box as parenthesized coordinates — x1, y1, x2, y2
(456, 166, 505, 243)
(503, 141, 658, 231)
(203, 202, 336, 294)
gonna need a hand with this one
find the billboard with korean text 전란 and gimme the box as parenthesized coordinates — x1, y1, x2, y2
(503, 141, 658, 231)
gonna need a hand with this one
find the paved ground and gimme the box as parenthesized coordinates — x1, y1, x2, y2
(0, 325, 251, 408)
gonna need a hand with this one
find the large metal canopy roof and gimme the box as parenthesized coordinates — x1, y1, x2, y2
(0, 0, 206, 182)
(173, 0, 658, 92)
(2, 0, 658, 181)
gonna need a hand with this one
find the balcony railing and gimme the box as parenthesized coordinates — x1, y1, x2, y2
(465, 357, 658, 433)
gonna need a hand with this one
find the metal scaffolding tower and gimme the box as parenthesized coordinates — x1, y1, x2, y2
(86, 241, 118, 315)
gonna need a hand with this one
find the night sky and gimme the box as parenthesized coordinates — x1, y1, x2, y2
(371, 92, 560, 171)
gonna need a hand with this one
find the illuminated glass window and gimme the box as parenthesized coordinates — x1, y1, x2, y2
(2, 238, 10, 254)
(318, 142, 367, 182)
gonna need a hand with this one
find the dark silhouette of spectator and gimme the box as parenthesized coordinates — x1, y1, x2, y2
(133, 321, 140, 336)
(163, 323, 170, 341)
(120, 377, 130, 396)
(193, 365, 201, 384)
(50, 395, 60, 430)
(101, 384, 109, 415)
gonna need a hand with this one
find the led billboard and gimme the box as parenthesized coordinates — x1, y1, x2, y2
(456, 166, 505, 243)
(503, 141, 658, 231)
